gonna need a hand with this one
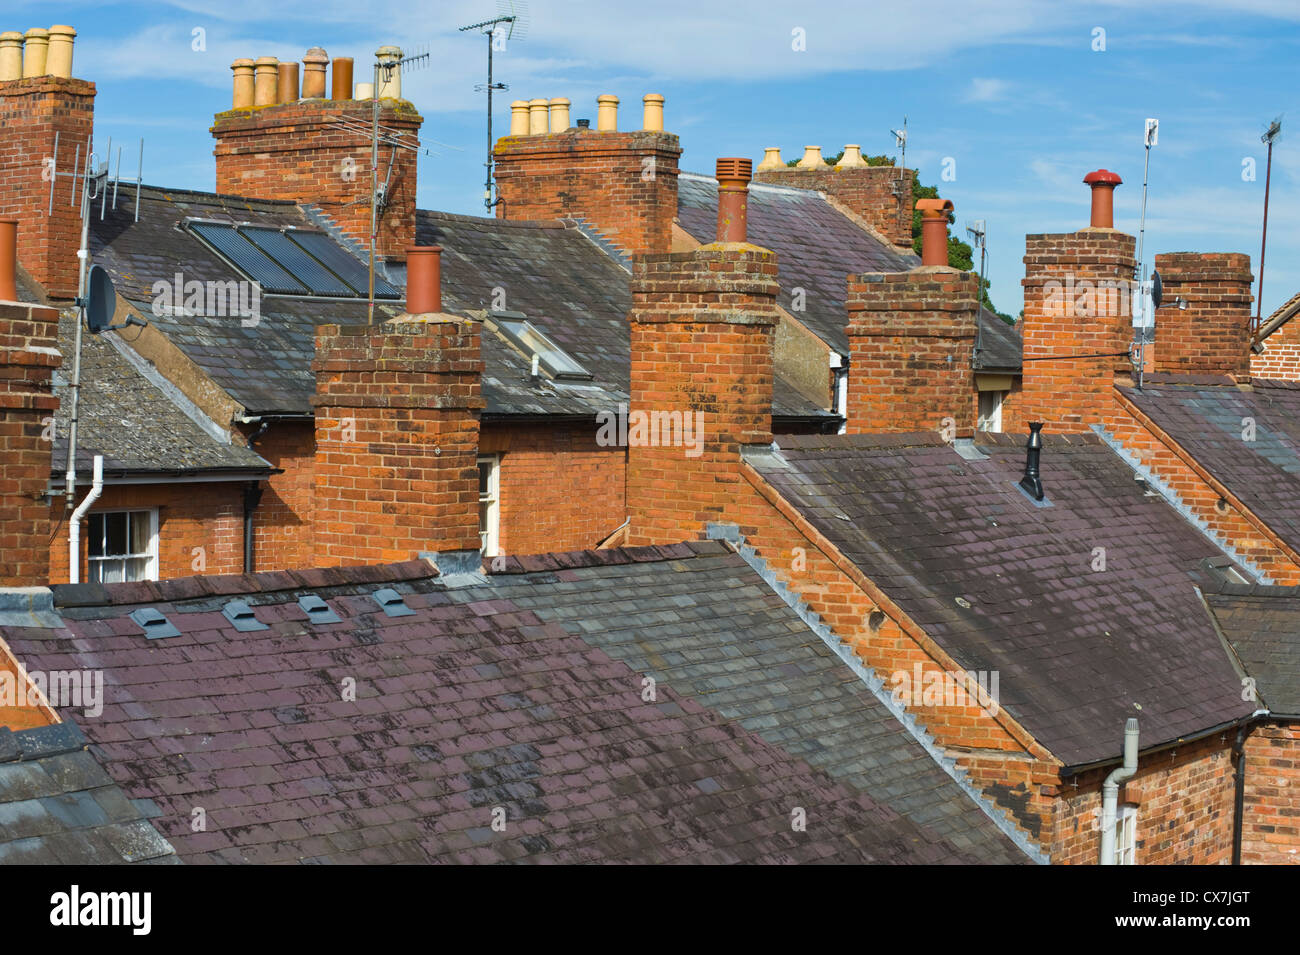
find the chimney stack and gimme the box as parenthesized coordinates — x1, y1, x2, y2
(405, 246, 442, 315)
(754, 142, 915, 250)
(493, 92, 682, 257)
(1020, 169, 1136, 433)
(1151, 252, 1253, 377)
(1084, 169, 1122, 229)
(715, 158, 752, 243)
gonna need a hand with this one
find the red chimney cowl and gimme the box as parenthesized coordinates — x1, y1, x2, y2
(1083, 169, 1122, 229)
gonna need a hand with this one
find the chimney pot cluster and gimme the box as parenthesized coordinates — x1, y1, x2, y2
(228, 46, 388, 108)
(0, 24, 75, 81)
(506, 93, 666, 136)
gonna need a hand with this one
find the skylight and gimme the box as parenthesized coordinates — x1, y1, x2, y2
(489, 310, 593, 380)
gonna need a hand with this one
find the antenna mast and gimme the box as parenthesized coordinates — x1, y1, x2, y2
(460, 5, 527, 213)
(1256, 117, 1282, 332)
(1134, 118, 1158, 390)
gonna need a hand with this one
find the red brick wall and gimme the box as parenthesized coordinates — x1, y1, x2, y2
(1252, 318, 1300, 380)
(211, 99, 422, 257)
(312, 318, 483, 565)
(0, 77, 95, 299)
(626, 245, 779, 545)
(493, 130, 681, 256)
(1241, 722, 1300, 863)
(1021, 228, 1136, 433)
(754, 164, 913, 249)
(480, 420, 625, 556)
(0, 302, 60, 587)
(240, 419, 315, 572)
(48, 482, 245, 584)
(846, 268, 980, 437)
(1153, 252, 1253, 376)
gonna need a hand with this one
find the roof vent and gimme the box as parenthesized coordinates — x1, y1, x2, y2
(222, 600, 269, 632)
(128, 607, 181, 640)
(298, 594, 342, 624)
(372, 588, 415, 617)
(576, 118, 590, 129)
(1018, 421, 1045, 501)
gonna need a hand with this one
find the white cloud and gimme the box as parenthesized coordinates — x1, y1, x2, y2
(965, 78, 1012, 103)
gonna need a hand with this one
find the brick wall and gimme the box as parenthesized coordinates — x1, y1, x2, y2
(626, 245, 779, 545)
(1153, 252, 1253, 376)
(0, 77, 95, 298)
(754, 164, 913, 250)
(1241, 722, 1300, 863)
(1021, 228, 1136, 432)
(0, 302, 60, 586)
(846, 268, 980, 437)
(1252, 317, 1300, 380)
(48, 482, 245, 584)
(480, 420, 626, 556)
(493, 129, 681, 256)
(211, 99, 422, 257)
(240, 419, 315, 572)
(312, 317, 484, 565)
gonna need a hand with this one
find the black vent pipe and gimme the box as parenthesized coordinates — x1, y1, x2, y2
(1019, 421, 1045, 501)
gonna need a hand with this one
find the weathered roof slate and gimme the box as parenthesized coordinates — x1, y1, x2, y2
(748, 432, 1254, 765)
(1206, 585, 1300, 717)
(1118, 380, 1300, 557)
(2, 545, 1026, 864)
(0, 722, 178, 864)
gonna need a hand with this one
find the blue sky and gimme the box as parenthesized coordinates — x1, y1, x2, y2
(13, 0, 1300, 318)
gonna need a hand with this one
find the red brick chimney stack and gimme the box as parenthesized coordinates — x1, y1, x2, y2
(1152, 252, 1254, 377)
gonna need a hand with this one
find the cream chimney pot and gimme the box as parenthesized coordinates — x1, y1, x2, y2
(375, 45, 402, 99)
(22, 28, 48, 78)
(231, 58, 255, 108)
(509, 100, 529, 135)
(302, 47, 329, 98)
(596, 94, 619, 132)
(549, 97, 571, 133)
(641, 93, 664, 131)
(528, 98, 549, 135)
(253, 56, 279, 107)
(0, 32, 23, 82)
(796, 145, 826, 168)
(354, 81, 374, 100)
(837, 144, 867, 168)
(45, 25, 75, 79)
(756, 147, 783, 171)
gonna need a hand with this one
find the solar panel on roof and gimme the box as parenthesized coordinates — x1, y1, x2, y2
(239, 227, 355, 297)
(188, 222, 309, 295)
(284, 230, 401, 298)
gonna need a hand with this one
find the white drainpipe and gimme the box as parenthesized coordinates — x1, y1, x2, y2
(1099, 718, 1139, 865)
(68, 454, 103, 584)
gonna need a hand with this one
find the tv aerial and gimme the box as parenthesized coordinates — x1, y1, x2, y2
(889, 116, 909, 201)
(1256, 115, 1282, 332)
(460, 1, 530, 212)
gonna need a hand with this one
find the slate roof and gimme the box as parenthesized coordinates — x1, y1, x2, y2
(0, 722, 178, 864)
(676, 172, 1022, 371)
(1256, 290, 1300, 341)
(51, 314, 272, 479)
(1, 546, 1028, 864)
(746, 431, 1255, 766)
(1206, 584, 1300, 717)
(1118, 379, 1300, 556)
(84, 185, 828, 422)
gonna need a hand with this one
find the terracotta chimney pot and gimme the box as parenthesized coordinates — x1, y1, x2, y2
(45, 25, 75, 79)
(642, 93, 664, 131)
(837, 144, 868, 168)
(0, 32, 23, 82)
(230, 58, 255, 108)
(253, 56, 279, 106)
(331, 57, 353, 100)
(22, 28, 48, 78)
(916, 197, 954, 267)
(405, 246, 442, 315)
(0, 218, 17, 302)
(509, 100, 529, 135)
(596, 94, 619, 132)
(756, 147, 783, 171)
(549, 97, 571, 132)
(796, 145, 826, 169)
(276, 61, 299, 104)
(715, 158, 753, 243)
(528, 98, 549, 135)
(1083, 168, 1123, 229)
(302, 47, 329, 98)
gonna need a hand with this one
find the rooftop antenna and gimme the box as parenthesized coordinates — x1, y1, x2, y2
(966, 218, 987, 361)
(889, 116, 909, 209)
(460, 1, 530, 213)
(366, 43, 430, 324)
(47, 132, 145, 223)
(1256, 116, 1282, 333)
(1133, 118, 1158, 389)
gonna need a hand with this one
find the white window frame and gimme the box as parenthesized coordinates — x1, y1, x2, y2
(477, 454, 500, 557)
(978, 389, 1006, 433)
(1114, 804, 1138, 865)
(86, 508, 159, 583)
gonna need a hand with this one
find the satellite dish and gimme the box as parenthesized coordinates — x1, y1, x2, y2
(86, 265, 116, 333)
(1150, 270, 1163, 309)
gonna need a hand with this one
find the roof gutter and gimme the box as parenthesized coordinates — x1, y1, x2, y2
(50, 467, 278, 489)
(1059, 714, 1256, 777)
